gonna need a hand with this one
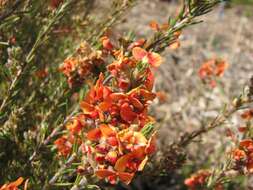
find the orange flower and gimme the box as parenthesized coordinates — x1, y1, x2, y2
(87, 124, 116, 142)
(132, 47, 163, 67)
(156, 91, 168, 103)
(59, 43, 105, 88)
(100, 124, 116, 137)
(128, 39, 146, 50)
(120, 102, 137, 123)
(198, 60, 214, 79)
(115, 131, 156, 172)
(59, 58, 78, 77)
(80, 101, 97, 116)
(145, 132, 157, 154)
(66, 117, 85, 134)
(96, 169, 134, 185)
(232, 149, 246, 161)
(0, 177, 25, 190)
(199, 59, 228, 79)
(232, 139, 253, 173)
(144, 69, 154, 91)
(184, 170, 211, 190)
(87, 128, 102, 141)
(198, 59, 228, 88)
(105, 151, 118, 164)
(214, 59, 229, 77)
(169, 41, 180, 50)
(241, 109, 253, 120)
(238, 126, 248, 133)
(54, 136, 72, 156)
(114, 147, 146, 172)
(101, 36, 114, 51)
(240, 139, 253, 151)
(35, 68, 48, 78)
(149, 20, 160, 31)
(128, 88, 156, 102)
(149, 20, 169, 31)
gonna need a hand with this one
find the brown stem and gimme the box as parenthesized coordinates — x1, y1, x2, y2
(179, 107, 237, 147)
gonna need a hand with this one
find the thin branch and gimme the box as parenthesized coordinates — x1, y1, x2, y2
(179, 107, 236, 147)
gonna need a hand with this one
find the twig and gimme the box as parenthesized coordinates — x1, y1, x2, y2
(49, 153, 77, 184)
(146, 0, 221, 52)
(179, 107, 236, 147)
(29, 104, 79, 161)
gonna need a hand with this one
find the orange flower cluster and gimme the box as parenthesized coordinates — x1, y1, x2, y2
(0, 177, 27, 190)
(198, 59, 228, 88)
(184, 170, 211, 190)
(55, 37, 162, 184)
(232, 139, 253, 173)
(236, 109, 253, 133)
(59, 42, 105, 88)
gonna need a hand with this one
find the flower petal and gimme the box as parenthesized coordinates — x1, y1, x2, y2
(147, 52, 162, 67)
(132, 47, 147, 61)
(120, 103, 137, 122)
(87, 128, 101, 141)
(100, 124, 116, 137)
(129, 96, 144, 111)
(145, 132, 157, 154)
(240, 139, 253, 149)
(118, 172, 135, 185)
(80, 101, 95, 114)
(98, 101, 111, 112)
(145, 69, 154, 91)
(131, 147, 146, 159)
(133, 132, 147, 144)
(169, 41, 180, 50)
(140, 89, 156, 101)
(115, 154, 131, 172)
(149, 20, 159, 31)
(109, 93, 127, 102)
(95, 169, 115, 179)
(9, 177, 24, 187)
(101, 36, 114, 51)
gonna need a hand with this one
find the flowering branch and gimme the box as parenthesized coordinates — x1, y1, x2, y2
(146, 0, 224, 52)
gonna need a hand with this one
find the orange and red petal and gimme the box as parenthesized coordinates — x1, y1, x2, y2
(147, 52, 163, 67)
(132, 47, 147, 61)
(87, 128, 102, 141)
(115, 154, 131, 172)
(99, 124, 116, 137)
(120, 103, 137, 123)
(80, 101, 96, 115)
(118, 172, 135, 185)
